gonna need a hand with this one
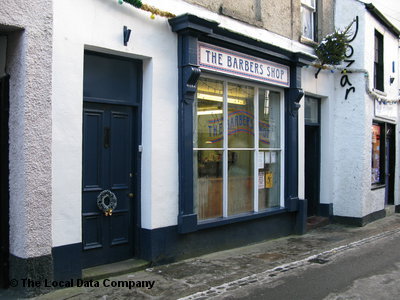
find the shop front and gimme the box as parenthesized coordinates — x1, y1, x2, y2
(139, 14, 314, 262)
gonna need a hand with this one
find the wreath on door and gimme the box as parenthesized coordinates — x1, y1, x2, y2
(97, 190, 117, 216)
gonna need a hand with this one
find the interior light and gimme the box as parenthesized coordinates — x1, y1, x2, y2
(196, 93, 246, 105)
(197, 110, 223, 115)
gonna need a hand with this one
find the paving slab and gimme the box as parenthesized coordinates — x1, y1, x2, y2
(2, 214, 399, 299)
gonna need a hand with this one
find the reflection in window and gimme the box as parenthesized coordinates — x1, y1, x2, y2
(228, 83, 254, 148)
(194, 150, 223, 220)
(195, 78, 224, 148)
(258, 151, 281, 210)
(304, 97, 319, 124)
(259, 90, 280, 148)
(374, 30, 384, 91)
(301, 0, 316, 40)
(371, 123, 384, 185)
(228, 151, 254, 215)
(194, 76, 283, 221)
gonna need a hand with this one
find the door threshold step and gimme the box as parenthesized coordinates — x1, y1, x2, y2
(307, 216, 330, 230)
(385, 205, 395, 216)
(83, 259, 150, 281)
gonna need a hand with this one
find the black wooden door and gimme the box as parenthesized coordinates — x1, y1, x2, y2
(82, 102, 135, 268)
(385, 124, 395, 205)
(305, 125, 320, 217)
(0, 75, 9, 288)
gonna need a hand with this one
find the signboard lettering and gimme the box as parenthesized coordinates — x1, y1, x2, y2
(198, 42, 290, 87)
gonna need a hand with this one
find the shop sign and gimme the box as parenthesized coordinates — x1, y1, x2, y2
(198, 42, 290, 87)
(375, 100, 397, 121)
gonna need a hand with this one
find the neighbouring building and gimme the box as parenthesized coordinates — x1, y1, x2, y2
(301, 0, 400, 225)
(0, 0, 398, 294)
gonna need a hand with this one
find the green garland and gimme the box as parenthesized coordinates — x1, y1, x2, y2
(118, 0, 142, 8)
(118, 0, 176, 18)
(315, 19, 356, 66)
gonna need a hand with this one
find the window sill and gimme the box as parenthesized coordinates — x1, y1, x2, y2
(371, 184, 386, 190)
(300, 36, 318, 47)
(197, 207, 287, 230)
(372, 88, 386, 96)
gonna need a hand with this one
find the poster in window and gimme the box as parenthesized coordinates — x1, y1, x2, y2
(271, 152, 277, 164)
(371, 124, 381, 184)
(258, 171, 265, 189)
(265, 171, 273, 189)
(265, 152, 271, 164)
(258, 152, 265, 169)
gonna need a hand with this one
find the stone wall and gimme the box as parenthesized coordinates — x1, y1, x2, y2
(184, 0, 334, 41)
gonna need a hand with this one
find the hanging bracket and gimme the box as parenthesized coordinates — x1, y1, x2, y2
(123, 26, 132, 46)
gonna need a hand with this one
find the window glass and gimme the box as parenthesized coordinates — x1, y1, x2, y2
(258, 151, 281, 210)
(305, 97, 319, 124)
(194, 76, 283, 221)
(195, 78, 224, 148)
(371, 124, 382, 184)
(228, 150, 254, 215)
(195, 150, 223, 220)
(301, 0, 315, 8)
(301, 6, 314, 40)
(259, 90, 280, 148)
(374, 31, 384, 91)
(228, 83, 254, 148)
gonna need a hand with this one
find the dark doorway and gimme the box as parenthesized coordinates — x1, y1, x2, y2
(82, 52, 141, 268)
(386, 124, 395, 205)
(304, 97, 321, 217)
(0, 75, 9, 288)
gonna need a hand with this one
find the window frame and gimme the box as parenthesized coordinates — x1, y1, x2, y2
(169, 14, 313, 234)
(301, 0, 317, 41)
(194, 73, 285, 223)
(371, 121, 385, 188)
(374, 30, 384, 92)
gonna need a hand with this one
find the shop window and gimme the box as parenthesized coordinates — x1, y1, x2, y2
(374, 30, 384, 91)
(194, 77, 283, 221)
(301, 0, 317, 41)
(371, 122, 385, 185)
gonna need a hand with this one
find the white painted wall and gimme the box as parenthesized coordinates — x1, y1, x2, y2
(301, 68, 336, 207)
(332, 0, 400, 217)
(52, 0, 179, 247)
(52, 0, 318, 247)
(362, 4, 399, 216)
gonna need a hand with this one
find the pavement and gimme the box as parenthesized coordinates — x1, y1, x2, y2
(2, 212, 400, 299)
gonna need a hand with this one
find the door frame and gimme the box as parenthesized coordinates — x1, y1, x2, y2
(0, 75, 10, 288)
(82, 51, 142, 265)
(385, 123, 395, 205)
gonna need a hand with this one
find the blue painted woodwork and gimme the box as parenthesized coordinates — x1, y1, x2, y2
(82, 103, 134, 267)
(169, 14, 313, 234)
(82, 52, 141, 268)
(83, 52, 141, 106)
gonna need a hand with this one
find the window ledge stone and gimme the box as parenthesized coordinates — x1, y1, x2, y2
(300, 36, 318, 47)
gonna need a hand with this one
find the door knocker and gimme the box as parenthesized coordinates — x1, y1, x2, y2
(97, 190, 117, 216)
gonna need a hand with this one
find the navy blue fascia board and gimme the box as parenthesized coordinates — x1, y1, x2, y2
(169, 14, 219, 36)
(206, 28, 314, 66)
(169, 14, 309, 233)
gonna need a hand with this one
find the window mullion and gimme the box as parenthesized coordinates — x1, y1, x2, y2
(280, 93, 285, 207)
(222, 81, 228, 217)
(254, 88, 259, 213)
